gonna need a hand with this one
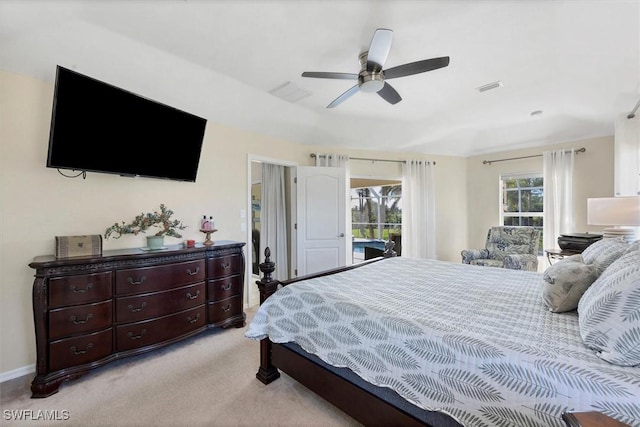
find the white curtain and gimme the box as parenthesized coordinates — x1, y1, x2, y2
(260, 163, 288, 281)
(402, 160, 436, 259)
(543, 149, 575, 251)
(314, 153, 349, 167)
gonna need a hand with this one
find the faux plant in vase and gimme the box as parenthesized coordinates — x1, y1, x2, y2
(104, 204, 187, 250)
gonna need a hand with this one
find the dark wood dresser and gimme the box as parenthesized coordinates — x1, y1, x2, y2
(29, 240, 245, 398)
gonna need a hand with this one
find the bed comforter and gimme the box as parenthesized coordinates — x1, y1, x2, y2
(245, 257, 640, 427)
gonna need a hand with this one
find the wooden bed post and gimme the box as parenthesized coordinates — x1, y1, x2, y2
(255, 247, 281, 384)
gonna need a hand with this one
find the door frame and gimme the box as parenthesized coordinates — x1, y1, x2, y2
(246, 154, 298, 307)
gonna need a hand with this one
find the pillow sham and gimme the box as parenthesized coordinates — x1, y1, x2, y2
(581, 237, 629, 273)
(542, 255, 598, 313)
(578, 242, 640, 366)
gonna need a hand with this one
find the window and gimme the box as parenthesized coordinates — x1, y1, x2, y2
(500, 174, 543, 253)
(351, 182, 401, 262)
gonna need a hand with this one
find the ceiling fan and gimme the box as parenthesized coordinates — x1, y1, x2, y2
(301, 28, 450, 108)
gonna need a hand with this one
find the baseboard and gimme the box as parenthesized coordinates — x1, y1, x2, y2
(0, 364, 34, 383)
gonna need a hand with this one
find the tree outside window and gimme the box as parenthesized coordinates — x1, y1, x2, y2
(501, 175, 543, 253)
(351, 184, 401, 240)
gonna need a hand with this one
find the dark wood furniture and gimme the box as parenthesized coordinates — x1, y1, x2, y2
(29, 240, 245, 398)
(254, 248, 630, 427)
(545, 248, 581, 264)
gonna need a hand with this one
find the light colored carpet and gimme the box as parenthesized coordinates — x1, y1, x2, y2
(0, 306, 361, 427)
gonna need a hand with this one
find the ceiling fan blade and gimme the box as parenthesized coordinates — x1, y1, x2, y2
(377, 82, 402, 105)
(301, 72, 358, 80)
(384, 56, 450, 79)
(327, 84, 360, 108)
(366, 28, 393, 71)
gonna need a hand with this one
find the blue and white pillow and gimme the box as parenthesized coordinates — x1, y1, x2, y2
(578, 241, 640, 366)
(542, 254, 599, 313)
(581, 237, 629, 273)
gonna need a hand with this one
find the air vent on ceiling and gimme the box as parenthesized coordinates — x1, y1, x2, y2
(269, 81, 311, 103)
(476, 81, 503, 93)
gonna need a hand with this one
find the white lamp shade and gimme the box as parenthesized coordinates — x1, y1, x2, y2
(587, 196, 640, 226)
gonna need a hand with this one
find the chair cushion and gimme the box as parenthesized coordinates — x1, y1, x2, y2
(486, 227, 539, 261)
(581, 237, 629, 273)
(542, 254, 599, 313)
(578, 241, 640, 366)
(469, 259, 504, 268)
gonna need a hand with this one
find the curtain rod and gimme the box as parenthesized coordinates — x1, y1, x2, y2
(310, 153, 436, 165)
(482, 147, 585, 165)
(628, 98, 640, 119)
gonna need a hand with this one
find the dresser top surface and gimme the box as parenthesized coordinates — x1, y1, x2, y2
(30, 240, 245, 268)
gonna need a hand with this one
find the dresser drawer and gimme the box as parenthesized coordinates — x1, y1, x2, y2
(48, 272, 113, 309)
(116, 306, 206, 352)
(207, 254, 243, 278)
(49, 328, 112, 372)
(116, 282, 205, 323)
(207, 275, 241, 301)
(49, 300, 113, 340)
(116, 260, 205, 295)
(207, 296, 242, 325)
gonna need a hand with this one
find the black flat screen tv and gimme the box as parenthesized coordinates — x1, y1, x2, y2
(47, 66, 207, 182)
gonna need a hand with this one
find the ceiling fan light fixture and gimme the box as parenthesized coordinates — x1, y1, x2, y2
(360, 73, 384, 93)
(476, 81, 503, 93)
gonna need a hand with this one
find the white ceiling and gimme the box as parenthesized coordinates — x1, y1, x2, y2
(1, 0, 638, 157)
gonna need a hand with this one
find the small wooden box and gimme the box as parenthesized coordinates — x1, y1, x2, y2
(55, 235, 103, 258)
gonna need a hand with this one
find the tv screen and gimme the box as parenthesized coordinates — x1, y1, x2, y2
(47, 66, 207, 182)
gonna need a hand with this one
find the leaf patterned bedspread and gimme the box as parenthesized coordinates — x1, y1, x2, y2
(245, 257, 640, 427)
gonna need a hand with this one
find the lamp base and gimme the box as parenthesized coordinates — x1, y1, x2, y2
(602, 227, 638, 244)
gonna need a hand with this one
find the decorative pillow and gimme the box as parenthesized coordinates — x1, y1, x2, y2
(578, 242, 640, 366)
(542, 255, 599, 312)
(581, 237, 629, 273)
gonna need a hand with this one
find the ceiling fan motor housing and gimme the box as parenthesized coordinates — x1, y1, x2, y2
(358, 51, 384, 92)
(359, 71, 384, 92)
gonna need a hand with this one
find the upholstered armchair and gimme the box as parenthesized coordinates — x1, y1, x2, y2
(461, 226, 541, 271)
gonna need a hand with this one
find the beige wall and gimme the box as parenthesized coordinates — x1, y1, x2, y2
(0, 69, 617, 377)
(0, 70, 468, 376)
(465, 137, 615, 255)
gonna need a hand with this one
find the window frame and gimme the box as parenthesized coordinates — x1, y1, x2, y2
(499, 172, 544, 254)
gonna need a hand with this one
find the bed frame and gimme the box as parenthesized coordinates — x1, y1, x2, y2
(253, 247, 629, 427)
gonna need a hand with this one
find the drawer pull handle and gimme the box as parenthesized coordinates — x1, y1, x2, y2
(222, 304, 231, 312)
(70, 343, 93, 355)
(186, 290, 200, 300)
(70, 283, 93, 293)
(221, 283, 232, 291)
(128, 276, 146, 285)
(128, 302, 147, 312)
(186, 267, 200, 276)
(220, 262, 230, 269)
(187, 314, 200, 324)
(127, 329, 146, 340)
(70, 313, 93, 324)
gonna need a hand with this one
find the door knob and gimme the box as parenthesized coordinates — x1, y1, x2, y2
(338, 233, 345, 237)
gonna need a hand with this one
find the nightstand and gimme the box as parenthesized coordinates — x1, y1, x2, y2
(545, 248, 581, 264)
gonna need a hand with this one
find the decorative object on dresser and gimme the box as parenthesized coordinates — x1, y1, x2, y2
(29, 240, 245, 398)
(103, 204, 187, 250)
(200, 228, 218, 247)
(587, 196, 640, 243)
(55, 235, 103, 258)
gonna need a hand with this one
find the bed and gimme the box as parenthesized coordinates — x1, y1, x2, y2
(245, 246, 640, 427)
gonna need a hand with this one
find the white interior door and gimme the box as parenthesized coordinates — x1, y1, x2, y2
(296, 166, 347, 276)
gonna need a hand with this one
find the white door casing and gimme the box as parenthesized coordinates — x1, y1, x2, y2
(296, 166, 347, 276)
